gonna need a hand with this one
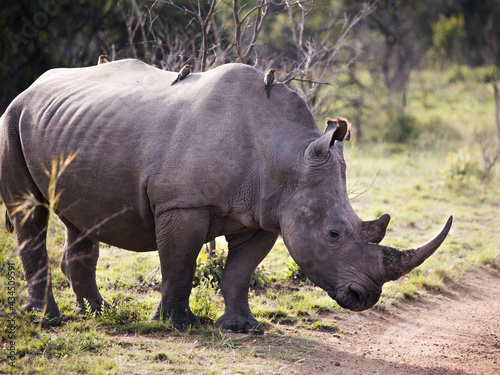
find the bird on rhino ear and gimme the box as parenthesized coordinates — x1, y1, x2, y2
(306, 117, 352, 160)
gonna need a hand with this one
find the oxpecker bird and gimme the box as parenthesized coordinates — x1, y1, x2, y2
(264, 69, 277, 99)
(171, 65, 193, 86)
(98, 55, 109, 65)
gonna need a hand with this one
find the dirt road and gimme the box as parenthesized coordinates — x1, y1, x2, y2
(294, 267, 500, 375)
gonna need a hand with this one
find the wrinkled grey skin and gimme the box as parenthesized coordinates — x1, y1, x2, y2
(0, 60, 452, 333)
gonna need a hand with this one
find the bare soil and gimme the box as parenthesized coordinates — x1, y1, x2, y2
(290, 267, 500, 375)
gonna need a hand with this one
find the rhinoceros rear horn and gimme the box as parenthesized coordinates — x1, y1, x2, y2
(361, 213, 391, 244)
(380, 216, 453, 282)
(307, 118, 352, 159)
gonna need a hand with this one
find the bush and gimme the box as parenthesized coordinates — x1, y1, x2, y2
(431, 13, 466, 63)
(84, 298, 142, 326)
(193, 243, 269, 290)
(383, 110, 420, 144)
(442, 148, 483, 181)
(190, 275, 222, 324)
(283, 261, 311, 285)
(193, 246, 227, 290)
(474, 65, 499, 83)
(446, 64, 471, 83)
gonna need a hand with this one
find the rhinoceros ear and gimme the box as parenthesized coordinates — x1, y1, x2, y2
(325, 117, 352, 142)
(306, 117, 352, 160)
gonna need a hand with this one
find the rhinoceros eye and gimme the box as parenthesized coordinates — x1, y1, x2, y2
(329, 230, 340, 239)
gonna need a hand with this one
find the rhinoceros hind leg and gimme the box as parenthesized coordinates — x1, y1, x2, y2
(60, 221, 109, 313)
(13, 205, 60, 318)
(215, 229, 278, 334)
(150, 208, 208, 328)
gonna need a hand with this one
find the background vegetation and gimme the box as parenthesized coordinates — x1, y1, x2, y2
(1, 0, 500, 373)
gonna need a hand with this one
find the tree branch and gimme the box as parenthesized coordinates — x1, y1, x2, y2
(200, 0, 217, 71)
(244, 0, 271, 62)
(493, 74, 500, 150)
(233, 0, 245, 62)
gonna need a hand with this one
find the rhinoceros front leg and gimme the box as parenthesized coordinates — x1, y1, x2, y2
(216, 229, 279, 334)
(151, 208, 208, 327)
(60, 222, 108, 313)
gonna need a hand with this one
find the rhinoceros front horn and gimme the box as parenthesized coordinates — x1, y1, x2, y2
(380, 216, 453, 282)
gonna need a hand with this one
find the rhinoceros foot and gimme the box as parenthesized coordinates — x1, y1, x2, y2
(150, 304, 199, 329)
(74, 297, 111, 315)
(215, 313, 265, 334)
(22, 297, 60, 321)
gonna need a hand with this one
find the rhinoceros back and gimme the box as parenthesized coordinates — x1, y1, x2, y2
(0, 59, 319, 250)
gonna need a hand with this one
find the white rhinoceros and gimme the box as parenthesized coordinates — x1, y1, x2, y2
(0, 59, 452, 333)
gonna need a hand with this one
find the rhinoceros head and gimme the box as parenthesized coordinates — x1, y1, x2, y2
(279, 118, 452, 311)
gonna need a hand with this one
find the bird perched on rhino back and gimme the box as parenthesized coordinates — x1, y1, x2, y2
(171, 64, 193, 86)
(98, 55, 109, 65)
(264, 69, 277, 99)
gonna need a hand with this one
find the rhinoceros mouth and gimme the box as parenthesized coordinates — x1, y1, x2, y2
(329, 283, 381, 311)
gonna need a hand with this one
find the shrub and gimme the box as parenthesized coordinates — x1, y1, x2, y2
(193, 243, 269, 290)
(442, 148, 483, 181)
(446, 64, 471, 84)
(190, 275, 222, 324)
(475, 65, 499, 83)
(384, 110, 420, 144)
(84, 298, 142, 326)
(193, 246, 227, 290)
(283, 261, 311, 285)
(431, 13, 466, 63)
(251, 262, 270, 287)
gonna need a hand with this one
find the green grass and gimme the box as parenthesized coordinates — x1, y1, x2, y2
(1, 65, 500, 373)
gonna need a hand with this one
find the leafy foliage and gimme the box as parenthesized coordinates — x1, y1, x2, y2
(283, 261, 312, 285)
(193, 245, 227, 290)
(383, 111, 420, 144)
(190, 275, 223, 324)
(193, 243, 269, 290)
(431, 13, 466, 62)
(442, 148, 483, 182)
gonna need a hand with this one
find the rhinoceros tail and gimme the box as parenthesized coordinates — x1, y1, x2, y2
(5, 211, 14, 233)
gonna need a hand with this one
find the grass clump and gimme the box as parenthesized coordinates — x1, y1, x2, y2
(190, 275, 223, 324)
(84, 298, 141, 326)
(17, 329, 111, 358)
(307, 318, 342, 333)
(250, 287, 339, 329)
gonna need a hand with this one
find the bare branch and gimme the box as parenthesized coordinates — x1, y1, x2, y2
(159, 0, 218, 71)
(240, 0, 271, 24)
(493, 74, 500, 148)
(157, 0, 195, 16)
(475, 74, 500, 178)
(288, 77, 332, 86)
(200, 0, 218, 71)
(233, 0, 310, 64)
(233, 0, 245, 62)
(349, 170, 381, 200)
(187, 0, 203, 24)
(118, 4, 138, 58)
(276, 1, 376, 116)
(243, 0, 272, 61)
